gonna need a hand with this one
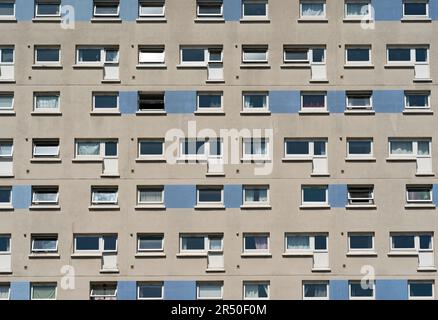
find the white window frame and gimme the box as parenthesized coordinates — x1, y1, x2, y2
(75, 140, 118, 159)
(403, 0, 429, 18)
(300, 91, 327, 111)
(197, 1, 224, 18)
(302, 281, 329, 300)
(197, 282, 224, 300)
(33, 92, 60, 112)
(0, 140, 13, 158)
(0, 47, 14, 64)
(243, 233, 270, 254)
(347, 185, 375, 205)
(92, 92, 119, 111)
(283, 47, 326, 64)
(197, 92, 223, 111)
(390, 233, 433, 252)
(243, 185, 270, 206)
(197, 186, 224, 205)
(345, 46, 372, 66)
(408, 281, 435, 300)
(242, 0, 268, 19)
(90, 283, 117, 300)
(404, 91, 430, 110)
(0, 284, 10, 300)
(35, 1, 61, 18)
(137, 282, 164, 300)
(285, 233, 328, 253)
(243, 281, 270, 300)
(0, 1, 15, 19)
(300, 0, 326, 19)
(348, 281, 375, 300)
(344, 0, 372, 19)
(138, 139, 164, 158)
(138, 46, 165, 65)
(137, 186, 164, 205)
(32, 139, 60, 158)
(0, 93, 14, 111)
(0, 235, 11, 253)
(301, 185, 328, 206)
(346, 139, 374, 159)
(242, 46, 268, 63)
(138, 1, 165, 17)
(242, 92, 269, 111)
(346, 91, 373, 111)
(179, 138, 223, 160)
(406, 185, 433, 204)
(0, 187, 12, 207)
(284, 139, 327, 159)
(180, 47, 209, 66)
(31, 235, 58, 253)
(76, 47, 119, 65)
(242, 138, 270, 160)
(137, 234, 164, 253)
(31, 187, 59, 205)
(34, 46, 60, 65)
(74, 234, 118, 254)
(30, 283, 57, 301)
(388, 139, 431, 159)
(387, 46, 429, 65)
(91, 187, 118, 205)
(93, 1, 120, 17)
(180, 235, 208, 253)
(348, 233, 375, 252)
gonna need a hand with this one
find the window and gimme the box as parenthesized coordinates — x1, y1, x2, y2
(349, 281, 374, 300)
(345, 0, 371, 18)
(138, 282, 163, 300)
(93, 1, 120, 17)
(346, 91, 372, 110)
(387, 47, 428, 64)
(197, 282, 223, 300)
(0, 47, 13, 63)
(0, 284, 10, 300)
(284, 139, 327, 158)
(348, 233, 374, 251)
(285, 234, 328, 252)
(180, 138, 222, 159)
(0, 235, 10, 253)
(91, 187, 118, 205)
(180, 234, 223, 253)
(31, 283, 57, 300)
(197, 92, 223, 111)
(389, 139, 431, 158)
(33, 139, 60, 158)
(403, 0, 429, 18)
(243, 282, 269, 300)
(90, 283, 117, 300)
(242, 46, 268, 63)
(138, 46, 165, 65)
(0, 140, 12, 158)
(243, 138, 269, 159)
(409, 281, 434, 300)
(243, 186, 269, 206)
(32, 186, 59, 206)
(391, 233, 432, 251)
(345, 46, 371, 65)
(77, 47, 119, 64)
(197, 186, 223, 205)
(197, 0, 223, 18)
(283, 47, 325, 64)
(138, 92, 165, 112)
(243, 234, 269, 253)
(74, 234, 117, 253)
(303, 282, 329, 300)
(405, 91, 430, 110)
(35, 1, 60, 17)
(34, 46, 60, 65)
(75, 140, 118, 158)
(137, 186, 164, 205)
(302, 185, 328, 206)
(139, 0, 165, 17)
(300, 0, 325, 19)
(0, 93, 13, 111)
(301, 92, 326, 111)
(242, 92, 268, 111)
(137, 234, 164, 252)
(347, 185, 374, 205)
(242, 0, 268, 19)
(181, 235, 206, 252)
(31, 235, 58, 253)
(0, 2, 15, 19)
(406, 185, 433, 204)
(180, 47, 222, 66)
(93, 92, 119, 111)
(34, 92, 60, 112)
(138, 139, 164, 157)
(0, 187, 12, 207)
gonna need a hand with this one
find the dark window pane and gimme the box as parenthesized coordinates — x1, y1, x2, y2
(198, 4, 222, 15)
(182, 49, 205, 62)
(404, 3, 427, 15)
(138, 94, 165, 111)
(303, 187, 326, 202)
(0, 3, 14, 16)
(94, 95, 118, 109)
(79, 49, 101, 62)
(286, 141, 309, 155)
(76, 236, 100, 250)
(406, 94, 428, 107)
(244, 3, 266, 16)
(36, 49, 59, 62)
(140, 141, 163, 155)
(199, 95, 221, 108)
(351, 283, 373, 297)
(304, 283, 327, 298)
(312, 49, 325, 63)
(0, 189, 11, 203)
(0, 237, 9, 251)
(347, 49, 369, 62)
(183, 237, 205, 250)
(302, 95, 325, 108)
(314, 235, 327, 250)
(410, 283, 433, 297)
(416, 48, 427, 62)
(1, 49, 13, 63)
(350, 235, 373, 249)
(139, 284, 162, 298)
(388, 48, 411, 61)
(105, 142, 117, 156)
(183, 140, 205, 155)
(103, 236, 117, 251)
(392, 235, 415, 249)
(419, 235, 432, 250)
(37, 3, 60, 15)
(314, 141, 326, 156)
(349, 141, 371, 154)
(199, 189, 222, 202)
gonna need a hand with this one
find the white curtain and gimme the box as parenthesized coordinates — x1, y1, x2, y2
(140, 4, 164, 16)
(390, 141, 413, 155)
(252, 139, 267, 155)
(418, 142, 430, 156)
(33, 239, 56, 250)
(287, 236, 310, 250)
(139, 237, 162, 250)
(0, 143, 12, 156)
(302, 3, 324, 16)
(36, 96, 59, 109)
(139, 51, 164, 63)
(139, 190, 162, 202)
(0, 95, 12, 109)
(92, 191, 117, 203)
(33, 191, 57, 203)
(209, 238, 222, 250)
(199, 284, 221, 299)
(245, 189, 267, 202)
(34, 145, 58, 156)
(0, 286, 9, 299)
(346, 3, 369, 16)
(32, 285, 56, 300)
(244, 51, 266, 61)
(245, 284, 268, 299)
(244, 95, 266, 109)
(408, 189, 431, 201)
(78, 142, 100, 156)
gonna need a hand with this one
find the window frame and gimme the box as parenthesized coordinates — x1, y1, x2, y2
(404, 91, 430, 110)
(138, 1, 165, 17)
(346, 91, 373, 111)
(34, 1, 61, 18)
(243, 281, 270, 300)
(388, 139, 431, 159)
(242, 0, 268, 19)
(242, 185, 270, 206)
(197, 91, 223, 111)
(242, 137, 269, 160)
(137, 282, 164, 300)
(347, 185, 375, 206)
(75, 140, 118, 159)
(344, 0, 372, 19)
(0, 92, 14, 111)
(197, 281, 224, 300)
(74, 234, 118, 254)
(242, 46, 268, 63)
(284, 139, 327, 159)
(348, 281, 375, 300)
(0, 1, 15, 19)
(91, 186, 118, 205)
(138, 46, 165, 65)
(137, 186, 164, 205)
(0, 140, 13, 158)
(300, 91, 327, 112)
(347, 232, 375, 252)
(30, 283, 57, 301)
(346, 138, 374, 159)
(137, 234, 164, 253)
(387, 46, 429, 65)
(243, 233, 270, 254)
(89, 283, 117, 300)
(302, 281, 329, 300)
(196, 186, 224, 206)
(76, 47, 119, 65)
(345, 45, 372, 65)
(197, 0, 224, 18)
(92, 92, 119, 111)
(406, 185, 433, 204)
(0, 46, 14, 64)
(34, 46, 60, 65)
(408, 281, 435, 300)
(93, 1, 120, 18)
(299, 0, 326, 19)
(301, 185, 329, 206)
(138, 139, 165, 158)
(390, 233, 433, 252)
(31, 186, 59, 205)
(31, 235, 58, 253)
(242, 91, 269, 111)
(32, 139, 60, 158)
(0, 234, 11, 253)
(0, 283, 10, 300)
(33, 92, 60, 112)
(285, 233, 328, 253)
(403, 0, 429, 18)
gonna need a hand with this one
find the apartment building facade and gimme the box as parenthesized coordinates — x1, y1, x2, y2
(0, 0, 437, 300)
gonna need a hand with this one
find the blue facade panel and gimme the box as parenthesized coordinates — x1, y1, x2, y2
(374, 90, 404, 113)
(12, 185, 32, 209)
(119, 91, 138, 115)
(433, 185, 438, 207)
(120, 0, 138, 21)
(10, 282, 30, 300)
(372, 0, 403, 21)
(117, 281, 137, 300)
(15, 0, 34, 21)
(329, 280, 349, 300)
(328, 185, 348, 208)
(328, 91, 346, 114)
(224, 0, 241, 21)
(63, 0, 93, 22)
(376, 280, 408, 300)
(165, 91, 197, 114)
(224, 185, 242, 208)
(270, 91, 301, 114)
(164, 185, 197, 208)
(164, 281, 196, 300)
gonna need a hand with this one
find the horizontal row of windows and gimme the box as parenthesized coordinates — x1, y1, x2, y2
(0, 91, 432, 114)
(0, 280, 433, 300)
(0, 184, 436, 209)
(0, 0, 433, 22)
(0, 232, 434, 256)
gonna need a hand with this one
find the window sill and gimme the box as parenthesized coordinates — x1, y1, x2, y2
(282, 252, 314, 257)
(344, 64, 375, 69)
(176, 253, 208, 258)
(135, 252, 166, 258)
(32, 17, 61, 23)
(88, 205, 120, 211)
(240, 157, 271, 163)
(404, 204, 436, 209)
(299, 205, 330, 210)
(240, 204, 271, 210)
(100, 268, 120, 274)
(71, 253, 102, 258)
(194, 18, 225, 23)
(415, 172, 435, 177)
(30, 158, 62, 163)
(311, 267, 331, 272)
(0, 206, 14, 211)
(90, 18, 122, 23)
(135, 157, 166, 163)
(72, 158, 103, 163)
(206, 172, 225, 177)
(346, 204, 377, 210)
(240, 18, 270, 23)
(297, 18, 328, 23)
(417, 266, 437, 272)
(206, 268, 226, 273)
(28, 253, 60, 259)
(413, 78, 433, 83)
(90, 111, 121, 116)
(309, 79, 329, 83)
(240, 64, 271, 69)
(280, 64, 310, 69)
(31, 64, 63, 69)
(194, 204, 226, 210)
(0, 110, 15, 116)
(176, 64, 207, 69)
(29, 205, 61, 211)
(311, 172, 330, 177)
(136, 17, 167, 23)
(386, 157, 416, 162)
(401, 17, 431, 23)
(136, 64, 167, 69)
(282, 157, 313, 162)
(403, 109, 433, 115)
(72, 64, 103, 69)
(31, 111, 62, 116)
(240, 110, 271, 115)
(194, 110, 225, 116)
(346, 251, 378, 257)
(0, 79, 15, 83)
(101, 173, 120, 178)
(387, 251, 418, 257)
(343, 17, 368, 22)
(136, 110, 167, 115)
(299, 110, 330, 115)
(101, 79, 121, 84)
(0, 270, 12, 274)
(135, 204, 166, 210)
(344, 110, 375, 115)
(345, 157, 376, 162)
(384, 64, 414, 69)
(241, 253, 272, 258)
(0, 18, 17, 22)
(205, 79, 225, 83)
